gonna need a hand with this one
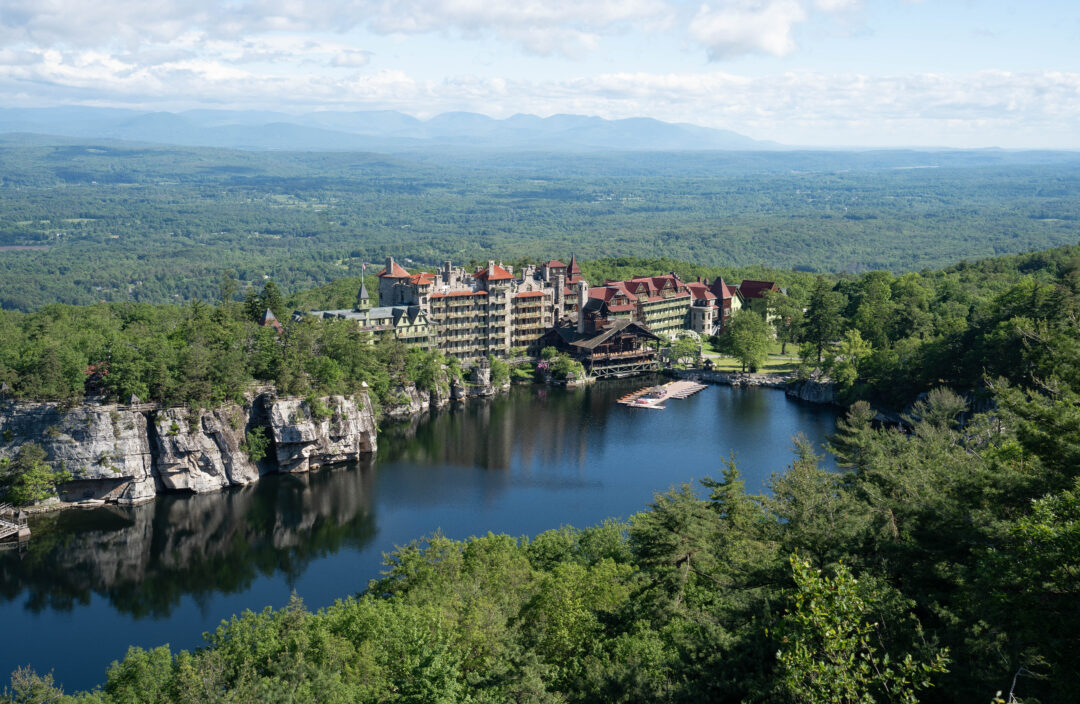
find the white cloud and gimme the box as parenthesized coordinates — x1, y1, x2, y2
(0, 0, 671, 58)
(814, 0, 861, 11)
(331, 50, 373, 68)
(2, 50, 1077, 146)
(689, 1, 808, 59)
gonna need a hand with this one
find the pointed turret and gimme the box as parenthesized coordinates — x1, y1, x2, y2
(355, 280, 371, 311)
(259, 308, 283, 333)
(567, 253, 583, 283)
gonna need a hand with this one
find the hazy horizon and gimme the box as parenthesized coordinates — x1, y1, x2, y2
(0, 1, 1077, 150)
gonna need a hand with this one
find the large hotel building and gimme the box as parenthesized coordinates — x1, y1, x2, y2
(304, 255, 757, 363)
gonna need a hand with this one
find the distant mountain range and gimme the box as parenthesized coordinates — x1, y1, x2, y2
(0, 106, 782, 152)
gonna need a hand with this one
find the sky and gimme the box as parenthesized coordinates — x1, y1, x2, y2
(0, 0, 1078, 148)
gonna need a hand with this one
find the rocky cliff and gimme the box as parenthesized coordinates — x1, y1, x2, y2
(384, 385, 429, 420)
(268, 395, 377, 473)
(0, 392, 378, 508)
(151, 405, 259, 493)
(785, 379, 837, 405)
(0, 401, 155, 505)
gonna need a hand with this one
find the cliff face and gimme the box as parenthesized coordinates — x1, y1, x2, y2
(150, 405, 259, 493)
(785, 379, 837, 405)
(0, 392, 378, 508)
(268, 395, 377, 473)
(384, 385, 429, 420)
(0, 402, 155, 504)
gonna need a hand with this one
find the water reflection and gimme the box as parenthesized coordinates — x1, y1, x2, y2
(0, 459, 375, 618)
(2, 380, 841, 691)
(378, 376, 663, 474)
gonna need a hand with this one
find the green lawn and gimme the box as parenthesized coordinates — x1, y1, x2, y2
(706, 355, 799, 373)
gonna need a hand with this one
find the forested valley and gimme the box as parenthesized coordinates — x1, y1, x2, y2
(1, 138, 1078, 310)
(3, 241, 1080, 702)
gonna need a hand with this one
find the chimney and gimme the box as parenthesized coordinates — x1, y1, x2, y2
(386, 256, 394, 272)
(577, 280, 587, 334)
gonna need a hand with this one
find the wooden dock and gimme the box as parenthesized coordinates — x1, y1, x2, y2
(0, 503, 30, 542)
(617, 380, 708, 409)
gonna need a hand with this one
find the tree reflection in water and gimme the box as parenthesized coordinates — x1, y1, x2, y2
(0, 458, 375, 618)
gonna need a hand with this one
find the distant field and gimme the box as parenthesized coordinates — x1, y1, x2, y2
(0, 140, 1078, 309)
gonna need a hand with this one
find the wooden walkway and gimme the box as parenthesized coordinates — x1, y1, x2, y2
(0, 503, 29, 542)
(617, 380, 708, 409)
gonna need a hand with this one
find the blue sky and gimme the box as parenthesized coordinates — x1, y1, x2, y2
(0, 0, 1077, 147)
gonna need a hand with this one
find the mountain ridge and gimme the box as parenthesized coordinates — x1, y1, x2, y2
(0, 106, 781, 152)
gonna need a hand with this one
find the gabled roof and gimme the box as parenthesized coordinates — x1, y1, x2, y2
(567, 254, 582, 275)
(709, 277, 736, 299)
(552, 319, 661, 350)
(378, 260, 411, 278)
(739, 280, 780, 299)
(475, 264, 514, 281)
(546, 259, 567, 268)
(685, 282, 717, 300)
(409, 272, 436, 285)
(259, 308, 283, 331)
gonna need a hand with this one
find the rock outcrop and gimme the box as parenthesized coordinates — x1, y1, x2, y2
(150, 405, 259, 493)
(785, 379, 837, 405)
(268, 395, 377, 473)
(384, 385, 429, 419)
(0, 391, 379, 509)
(0, 402, 155, 504)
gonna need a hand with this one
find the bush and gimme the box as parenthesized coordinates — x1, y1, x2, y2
(0, 443, 71, 505)
(489, 355, 510, 386)
(242, 427, 271, 463)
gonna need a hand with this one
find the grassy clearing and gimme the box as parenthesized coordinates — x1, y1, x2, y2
(707, 355, 799, 373)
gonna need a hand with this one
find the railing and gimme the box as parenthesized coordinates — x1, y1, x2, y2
(0, 503, 28, 541)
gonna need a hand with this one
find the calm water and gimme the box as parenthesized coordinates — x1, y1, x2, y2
(2, 378, 839, 691)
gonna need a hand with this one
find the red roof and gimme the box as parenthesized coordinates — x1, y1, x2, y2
(710, 278, 736, 299)
(546, 260, 567, 268)
(568, 254, 582, 275)
(475, 264, 514, 281)
(430, 290, 488, 299)
(378, 260, 411, 278)
(515, 291, 547, 299)
(686, 282, 717, 300)
(739, 280, 780, 299)
(409, 272, 435, 285)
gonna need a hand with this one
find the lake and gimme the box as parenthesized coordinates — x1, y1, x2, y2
(1, 377, 840, 691)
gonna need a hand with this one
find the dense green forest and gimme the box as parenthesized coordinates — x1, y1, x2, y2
(4, 243, 1080, 702)
(1, 138, 1078, 310)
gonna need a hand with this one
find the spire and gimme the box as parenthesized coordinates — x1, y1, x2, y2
(567, 253, 583, 284)
(355, 280, 371, 311)
(568, 253, 582, 275)
(259, 308, 284, 333)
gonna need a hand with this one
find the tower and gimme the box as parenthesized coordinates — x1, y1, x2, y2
(355, 280, 371, 311)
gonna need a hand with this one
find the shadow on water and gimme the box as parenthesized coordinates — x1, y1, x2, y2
(0, 458, 376, 618)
